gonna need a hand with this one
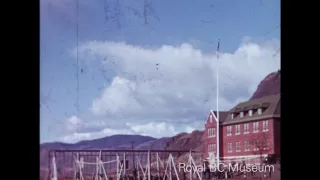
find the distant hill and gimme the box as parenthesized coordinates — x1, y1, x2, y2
(250, 70, 280, 100)
(40, 134, 156, 150)
(135, 137, 171, 150)
(164, 130, 204, 152)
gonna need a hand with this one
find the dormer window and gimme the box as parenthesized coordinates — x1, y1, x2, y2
(231, 113, 234, 119)
(249, 110, 253, 116)
(258, 108, 262, 115)
(210, 115, 213, 122)
(240, 112, 244, 118)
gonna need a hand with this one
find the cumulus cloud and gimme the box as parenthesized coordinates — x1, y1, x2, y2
(65, 115, 83, 132)
(81, 39, 279, 116)
(61, 121, 179, 143)
(62, 38, 280, 142)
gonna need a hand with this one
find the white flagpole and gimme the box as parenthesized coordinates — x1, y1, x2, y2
(216, 39, 220, 166)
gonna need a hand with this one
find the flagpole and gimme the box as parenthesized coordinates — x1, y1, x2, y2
(216, 39, 220, 166)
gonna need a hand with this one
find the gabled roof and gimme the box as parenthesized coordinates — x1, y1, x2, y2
(206, 110, 228, 123)
(223, 94, 280, 124)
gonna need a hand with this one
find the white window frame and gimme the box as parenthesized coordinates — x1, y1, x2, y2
(208, 128, 216, 137)
(258, 108, 262, 115)
(253, 122, 259, 133)
(236, 142, 241, 152)
(210, 115, 213, 122)
(249, 110, 253, 116)
(244, 123, 249, 134)
(240, 112, 244, 118)
(244, 141, 250, 151)
(227, 126, 232, 136)
(263, 121, 268, 131)
(235, 125, 240, 135)
(227, 143, 232, 153)
(231, 113, 234, 119)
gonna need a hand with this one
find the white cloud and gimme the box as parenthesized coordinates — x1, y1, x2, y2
(79, 39, 279, 117)
(63, 38, 280, 142)
(128, 122, 178, 137)
(185, 126, 196, 133)
(61, 121, 180, 143)
(65, 116, 83, 132)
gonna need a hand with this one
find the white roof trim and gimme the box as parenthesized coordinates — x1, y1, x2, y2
(210, 109, 218, 122)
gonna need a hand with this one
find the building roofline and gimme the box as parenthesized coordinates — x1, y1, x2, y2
(222, 115, 280, 125)
(210, 109, 217, 121)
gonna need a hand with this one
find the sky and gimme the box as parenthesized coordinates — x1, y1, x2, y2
(40, 0, 280, 143)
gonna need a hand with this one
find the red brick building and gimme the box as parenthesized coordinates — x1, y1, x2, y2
(204, 94, 280, 164)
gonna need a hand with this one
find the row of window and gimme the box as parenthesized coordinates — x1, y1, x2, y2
(208, 141, 270, 153)
(226, 121, 268, 136)
(227, 141, 269, 153)
(231, 108, 263, 119)
(207, 121, 269, 138)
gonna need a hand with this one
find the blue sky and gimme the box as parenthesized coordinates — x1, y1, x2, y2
(40, 0, 280, 143)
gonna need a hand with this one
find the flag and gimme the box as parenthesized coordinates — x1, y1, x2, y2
(216, 39, 220, 58)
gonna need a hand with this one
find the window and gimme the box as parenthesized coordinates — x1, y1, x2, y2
(209, 115, 213, 122)
(213, 128, 216, 137)
(208, 128, 215, 137)
(263, 121, 268, 131)
(227, 143, 232, 152)
(208, 143, 216, 153)
(253, 122, 259, 133)
(236, 142, 241, 152)
(227, 126, 232, 136)
(231, 113, 234, 119)
(240, 112, 244, 117)
(235, 125, 240, 135)
(244, 141, 250, 151)
(249, 110, 253, 116)
(244, 124, 249, 134)
(258, 108, 262, 115)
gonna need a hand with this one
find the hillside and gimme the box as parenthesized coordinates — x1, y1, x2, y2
(135, 137, 171, 150)
(40, 134, 156, 150)
(250, 70, 280, 100)
(164, 130, 204, 152)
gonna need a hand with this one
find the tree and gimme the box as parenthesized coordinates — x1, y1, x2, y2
(249, 132, 270, 165)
